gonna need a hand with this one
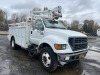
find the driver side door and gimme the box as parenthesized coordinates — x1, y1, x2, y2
(30, 19, 44, 45)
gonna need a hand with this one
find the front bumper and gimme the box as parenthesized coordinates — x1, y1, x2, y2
(57, 50, 88, 62)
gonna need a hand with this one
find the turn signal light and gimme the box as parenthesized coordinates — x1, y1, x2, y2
(54, 44, 66, 50)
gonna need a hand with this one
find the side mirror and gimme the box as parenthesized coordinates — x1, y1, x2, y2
(32, 26, 35, 30)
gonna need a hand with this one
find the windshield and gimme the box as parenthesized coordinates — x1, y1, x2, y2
(43, 19, 67, 29)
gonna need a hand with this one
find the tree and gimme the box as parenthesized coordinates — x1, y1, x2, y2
(59, 20, 70, 28)
(82, 20, 89, 33)
(20, 14, 26, 22)
(82, 19, 100, 36)
(11, 13, 27, 23)
(0, 9, 8, 30)
(33, 8, 41, 11)
(0, 9, 5, 24)
(70, 20, 80, 31)
(11, 13, 20, 23)
(88, 20, 94, 33)
(44, 7, 48, 11)
(4, 11, 9, 30)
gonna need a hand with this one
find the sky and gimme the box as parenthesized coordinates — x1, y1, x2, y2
(0, 0, 100, 24)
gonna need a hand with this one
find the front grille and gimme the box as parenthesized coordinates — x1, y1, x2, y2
(68, 37, 88, 51)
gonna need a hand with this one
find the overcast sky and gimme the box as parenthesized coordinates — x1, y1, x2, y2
(0, 0, 100, 24)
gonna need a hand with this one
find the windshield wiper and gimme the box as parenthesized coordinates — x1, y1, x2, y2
(48, 26, 57, 28)
(47, 26, 66, 29)
(59, 28, 66, 29)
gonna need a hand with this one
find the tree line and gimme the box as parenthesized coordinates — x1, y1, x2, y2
(0, 9, 27, 31)
(0, 9, 100, 36)
(61, 20, 100, 36)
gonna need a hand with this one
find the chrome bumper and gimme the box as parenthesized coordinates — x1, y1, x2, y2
(57, 50, 88, 62)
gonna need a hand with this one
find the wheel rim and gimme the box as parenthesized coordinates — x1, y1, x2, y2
(42, 52, 51, 67)
(11, 40, 14, 47)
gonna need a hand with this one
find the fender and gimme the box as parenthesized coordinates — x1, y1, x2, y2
(38, 35, 73, 54)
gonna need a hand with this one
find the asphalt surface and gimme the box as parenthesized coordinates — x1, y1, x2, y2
(0, 35, 100, 75)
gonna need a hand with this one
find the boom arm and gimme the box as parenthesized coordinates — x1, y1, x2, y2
(30, 6, 62, 20)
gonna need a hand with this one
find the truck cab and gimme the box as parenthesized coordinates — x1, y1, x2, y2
(30, 18, 87, 53)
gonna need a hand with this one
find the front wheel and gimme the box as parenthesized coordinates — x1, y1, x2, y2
(40, 47, 58, 72)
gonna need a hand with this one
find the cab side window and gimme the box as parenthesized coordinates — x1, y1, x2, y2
(34, 20, 44, 30)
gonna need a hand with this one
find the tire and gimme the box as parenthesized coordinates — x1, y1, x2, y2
(40, 47, 58, 72)
(73, 60, 80, 64)
(10, 37, 18, 49)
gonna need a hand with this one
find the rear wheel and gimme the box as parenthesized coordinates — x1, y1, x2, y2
(40, 47, 58, 72)
(10, 38, 19, 49)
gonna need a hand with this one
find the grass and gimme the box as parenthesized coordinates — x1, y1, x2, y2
(0, 31, 8, 35)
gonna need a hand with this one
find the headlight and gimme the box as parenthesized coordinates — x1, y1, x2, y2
(54, 44, 66, 50)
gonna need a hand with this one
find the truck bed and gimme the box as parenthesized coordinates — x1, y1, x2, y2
(8, 23, 31, 48)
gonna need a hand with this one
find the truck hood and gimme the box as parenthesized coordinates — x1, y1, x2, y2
(46, 29, 87, 37)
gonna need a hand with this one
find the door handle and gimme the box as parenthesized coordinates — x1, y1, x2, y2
(31, 31, 32, 34)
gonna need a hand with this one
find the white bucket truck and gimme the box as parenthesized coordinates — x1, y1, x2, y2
(8, 6, 88, 72)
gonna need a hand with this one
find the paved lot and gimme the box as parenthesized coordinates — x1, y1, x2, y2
(0, 35, 100, 75)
